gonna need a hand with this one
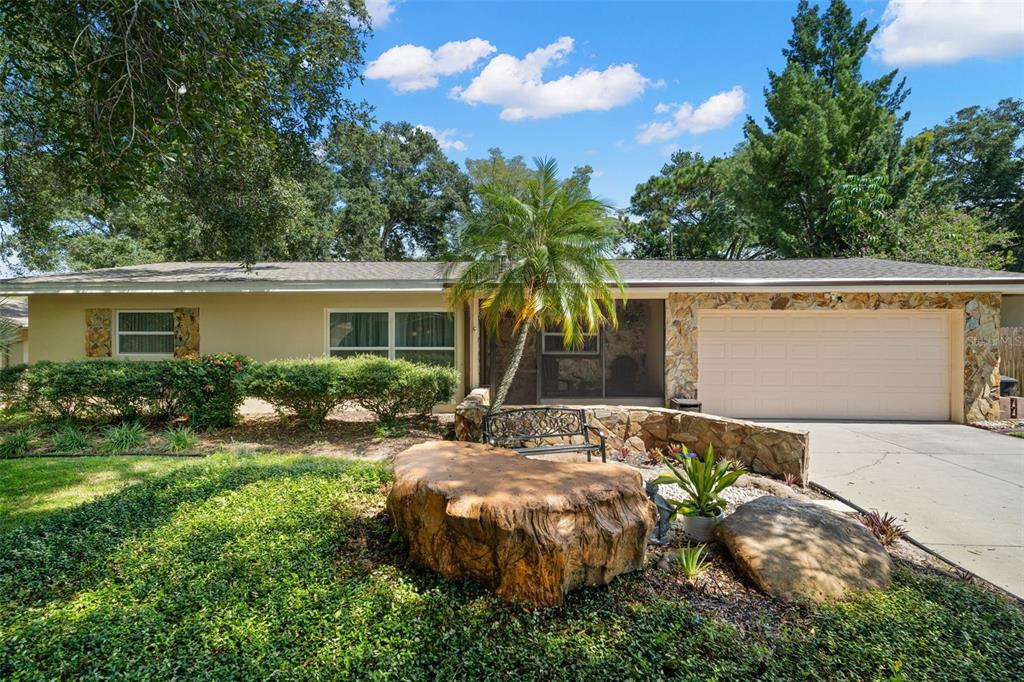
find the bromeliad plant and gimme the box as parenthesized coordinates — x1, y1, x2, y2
(653, 444, 745, 519)
(674, 543, 710, 580)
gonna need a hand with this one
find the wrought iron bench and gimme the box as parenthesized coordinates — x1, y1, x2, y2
(482, 407, 607, 462)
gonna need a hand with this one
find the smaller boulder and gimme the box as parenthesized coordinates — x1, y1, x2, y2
(713, 496, 892, 602)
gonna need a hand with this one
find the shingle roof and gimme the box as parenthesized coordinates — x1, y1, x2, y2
(614, 258, 1024, 284)
(1, 258, 1023, 293)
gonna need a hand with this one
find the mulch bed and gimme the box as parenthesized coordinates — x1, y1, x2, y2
(198, 412, 452, 459)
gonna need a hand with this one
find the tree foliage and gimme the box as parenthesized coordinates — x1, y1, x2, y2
(1, 0, 370, 267)
(916, 99, 1024, 265)
(627, 0, 1018, 270)
(326, 122, 472, 260)
(732, 0, 913, 258)
(625, 151, 756, 259)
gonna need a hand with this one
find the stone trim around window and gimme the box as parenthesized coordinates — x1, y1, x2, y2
(665, 292, 1001, 423)
(85, 308, 113, 357)
(173, 308, 200, 358)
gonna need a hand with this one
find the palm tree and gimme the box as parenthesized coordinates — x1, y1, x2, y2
(448, 158, 623, 413)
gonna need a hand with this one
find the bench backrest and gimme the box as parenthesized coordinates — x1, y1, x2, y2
(482, 407, 589, 446)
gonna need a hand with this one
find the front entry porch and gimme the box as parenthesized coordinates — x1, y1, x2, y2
(480, 299, 666, 406)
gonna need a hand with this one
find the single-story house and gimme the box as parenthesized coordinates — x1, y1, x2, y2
(2, 258, 1023, 423)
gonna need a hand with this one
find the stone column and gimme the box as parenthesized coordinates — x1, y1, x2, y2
(85, 308, 112, 357)
(173, 308, 200, 358)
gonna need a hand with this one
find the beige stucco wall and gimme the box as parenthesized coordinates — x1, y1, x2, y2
(665, 291, 1001, 423)
(27, 291, 466, 400)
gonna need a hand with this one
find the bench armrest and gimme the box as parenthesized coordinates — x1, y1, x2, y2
(585, 425, 608, 462)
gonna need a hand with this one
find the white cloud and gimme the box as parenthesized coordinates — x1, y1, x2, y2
(365, 0, 397, 28)
(451, 36, 651, 120)
(365, 38, 496, 92)
(414, 125, 467, 152)
(635, 86, 746, 144)
(654, 102, 671, 114)
(875, 0, 1024, 66)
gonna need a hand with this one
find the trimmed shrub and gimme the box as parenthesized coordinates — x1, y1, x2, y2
(242, 359, 351, 431)
(344, 355, 458, 423)
(168, 353, 252, 428)
(0, 363, 29, 405)
(11, 354, 251, 428)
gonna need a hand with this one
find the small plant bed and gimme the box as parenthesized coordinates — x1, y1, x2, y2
(971, 419, 1024, 437)
(0, 452, 1020, 680)
(200, 411, 450, 459)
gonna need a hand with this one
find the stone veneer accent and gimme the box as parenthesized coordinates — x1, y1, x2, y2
(665, 292, 1001, 423)
(173, 308, 200, 358)
(85, 308, 112, 357)
(454, 388, 810, 484)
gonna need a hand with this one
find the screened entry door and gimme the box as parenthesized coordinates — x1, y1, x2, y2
(539, 299, 665, 401)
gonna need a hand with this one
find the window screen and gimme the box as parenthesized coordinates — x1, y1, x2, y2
(117, 311, 175, 355)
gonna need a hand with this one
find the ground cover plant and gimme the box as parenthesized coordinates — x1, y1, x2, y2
(100, 422, 147, 453)
(0, 455, 201, 530)
(163, 426, 199, 452)
(0, 428, 37, 458)
(1, 452, 1021, 681)
(49, 424, 90, 452)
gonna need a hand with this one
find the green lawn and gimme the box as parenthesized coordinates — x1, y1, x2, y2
(0, 455, 202, 531)
(1, 453, 1021, 681)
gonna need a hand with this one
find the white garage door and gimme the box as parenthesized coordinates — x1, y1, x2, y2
(697, 310, 951, 420)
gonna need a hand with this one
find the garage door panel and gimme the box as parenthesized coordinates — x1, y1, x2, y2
(790, 371, 819, 387)
(758, 370, 787, 386)
(727, 369, 756, 386)
(790, 344, 819, 360)
(790, 317, 819, 332)
(729, 343, 757, 359)
(820, 370, 848, 387)
(760, 343, 787, 359)
(728, 316, 758, 332)
(701, 343, 726, 359)
(697, 310, 950, 420)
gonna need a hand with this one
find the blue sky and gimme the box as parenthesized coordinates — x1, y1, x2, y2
(357, 1, 1024, 207)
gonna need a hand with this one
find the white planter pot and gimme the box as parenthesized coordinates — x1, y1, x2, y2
(682, 508, 723, 542)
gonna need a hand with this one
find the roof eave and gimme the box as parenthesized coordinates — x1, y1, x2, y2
(3, 277, 1024, 296)
(0, 280, 448, 295)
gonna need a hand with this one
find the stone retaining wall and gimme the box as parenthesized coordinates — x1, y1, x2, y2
(454, 389, 810, 484)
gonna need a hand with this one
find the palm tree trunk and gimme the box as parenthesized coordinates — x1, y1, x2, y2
(489, 322, 531, 414)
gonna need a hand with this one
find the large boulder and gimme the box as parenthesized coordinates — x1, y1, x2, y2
(713, 496, 893, 602)
(388, 441, 656, 607)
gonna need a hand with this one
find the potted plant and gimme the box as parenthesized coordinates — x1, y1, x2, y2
(653, 444, 745, 542)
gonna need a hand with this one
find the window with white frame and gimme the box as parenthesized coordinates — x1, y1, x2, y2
(327, 311, 455, 367)
(117, 311, 175, 356)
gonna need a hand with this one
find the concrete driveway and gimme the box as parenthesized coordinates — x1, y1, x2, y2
(764, 421, 1024, 596)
